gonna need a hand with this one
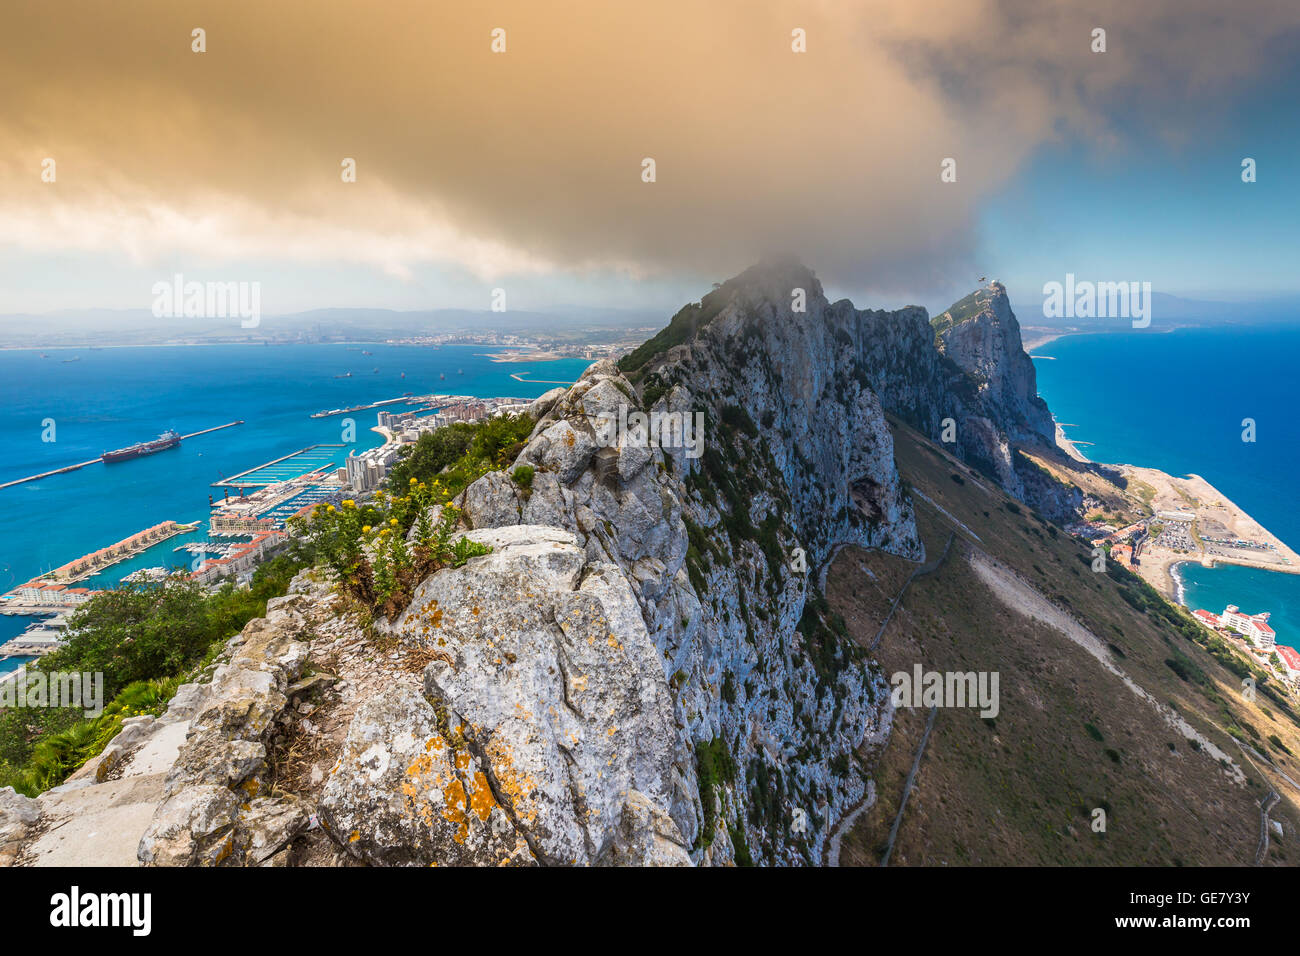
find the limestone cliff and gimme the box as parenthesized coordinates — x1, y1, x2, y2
(446, 259, 922, 864)
(3, 261, 1090, 869)
(932, 282, 1056, 447)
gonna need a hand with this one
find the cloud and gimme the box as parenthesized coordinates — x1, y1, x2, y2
(2, 0, 1296, 296)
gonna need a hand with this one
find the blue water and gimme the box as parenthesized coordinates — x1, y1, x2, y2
(1032, 324, 1300, 646)
(0, 344, 591, 660)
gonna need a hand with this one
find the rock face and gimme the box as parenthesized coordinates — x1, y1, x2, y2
(934, 282, 1055, 447)
(322, 525, 684, 866)
(138, 590, 322, 867)
(4, 260, 1086, 869)
(443, 260, 920, 865)
(850, 281, 1080, 521)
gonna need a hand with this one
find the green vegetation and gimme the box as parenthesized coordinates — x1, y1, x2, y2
(293, 415, 534, 619)
(0, 678, 179, 796)
(0, 554, 308, 796)
(694, 737, 737, 849)
(387, 414, 534, 494)
(930, 288, 991, 337)
(618, 284, 734, 378)
(292, 494, 489, 620)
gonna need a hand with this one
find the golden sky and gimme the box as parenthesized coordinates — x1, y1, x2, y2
(2, 0, 1297, 308)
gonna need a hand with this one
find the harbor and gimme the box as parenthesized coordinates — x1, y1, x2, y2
(213, 444, 346, 489)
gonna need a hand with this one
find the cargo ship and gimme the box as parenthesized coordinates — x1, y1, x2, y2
(102, 430, 182, 464)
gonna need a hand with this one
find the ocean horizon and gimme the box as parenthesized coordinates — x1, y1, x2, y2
(1032, 322, 1300, 649)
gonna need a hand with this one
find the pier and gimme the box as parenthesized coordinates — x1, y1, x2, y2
(214, 444, 345, 489)
(509, 372, 577, 385)
(0, 420, 245, 491)
(310, 397, 410, 419)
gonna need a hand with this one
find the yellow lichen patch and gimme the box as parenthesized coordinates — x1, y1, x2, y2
(571, 673, 589, 693)
(484, 740, 540, 825)
(442, 777, 470, 844)
(469, 771, 497, 822)
(422, 600, 444, 628)
(240, 778, 260, 798)
(349, 830, 361, 843)
(606, 633, 623, 651)
(407, 752, 434, 777)
(606, 726, 618, 736)
(471, 605, 481, 616)
(213, 834, 236, 866)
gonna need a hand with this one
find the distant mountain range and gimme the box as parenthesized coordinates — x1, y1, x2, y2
(1026, 290, 1300, 330)
(0, 305, 665, 349)
(3, 288, 1297, 350)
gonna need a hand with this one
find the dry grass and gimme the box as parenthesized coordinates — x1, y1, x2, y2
(828, 419, 1300, 866)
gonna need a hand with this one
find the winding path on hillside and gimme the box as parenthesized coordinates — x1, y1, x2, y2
(869, 532, 954, 652)
(880, 705, 938, 867)
(825, 528, 956, 865)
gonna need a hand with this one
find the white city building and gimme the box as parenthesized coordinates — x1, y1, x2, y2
(1220, 605, 1276, 646)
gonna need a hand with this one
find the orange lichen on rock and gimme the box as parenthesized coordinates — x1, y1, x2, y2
(441, 778, 471, 843)
(483, 739, 540, 826)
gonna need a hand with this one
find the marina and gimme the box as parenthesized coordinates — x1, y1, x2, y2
(213, 444, 345, 489)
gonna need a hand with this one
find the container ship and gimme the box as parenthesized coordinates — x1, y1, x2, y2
(102, 430, 182, 464)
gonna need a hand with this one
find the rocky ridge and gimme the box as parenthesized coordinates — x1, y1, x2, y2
(1, 260, 1086, 867)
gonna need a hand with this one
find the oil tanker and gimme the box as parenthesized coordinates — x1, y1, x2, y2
(102, 430, 182, 464)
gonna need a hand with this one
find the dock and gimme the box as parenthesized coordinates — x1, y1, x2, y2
(0, 420, 244, 491)
(0, 458, 104, 490)
(310, 397, 410, 419)
(509, 372, 576, 385)
(214, 444, 345, 489)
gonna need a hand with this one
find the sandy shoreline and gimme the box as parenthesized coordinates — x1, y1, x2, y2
(1021, 327, 1079, 352)
(482, 350, 562, 363)
(1053, 420, 1092, 464)
(1117, 466, 1300, 603)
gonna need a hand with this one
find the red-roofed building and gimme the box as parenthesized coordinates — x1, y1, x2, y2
(1221, 605, 1277, 647)
(1193, 609, 1220, 628)
(1275, 645, 1300, 679)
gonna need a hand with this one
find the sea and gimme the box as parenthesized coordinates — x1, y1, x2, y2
(1031, 324, 1300, 649)
(0, 343, 593, 672)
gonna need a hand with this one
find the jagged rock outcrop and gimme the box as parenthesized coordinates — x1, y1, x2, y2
(847, 280, 1081, 521)
(324, 525, 687, 866)
(138, 589, 326, 866)
(443, 260, 920, 864)
(934, 283, 1055, 447)
(3, 260, 1091, 869)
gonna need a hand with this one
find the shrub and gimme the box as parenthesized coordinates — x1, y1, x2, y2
(293, 496, 491, 620)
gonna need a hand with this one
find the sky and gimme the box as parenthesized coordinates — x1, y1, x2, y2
(3, 0, 1300, 321)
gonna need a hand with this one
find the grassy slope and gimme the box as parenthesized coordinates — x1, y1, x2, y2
(930, 288, 992, 337)
(831, 418, 1300, 865)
